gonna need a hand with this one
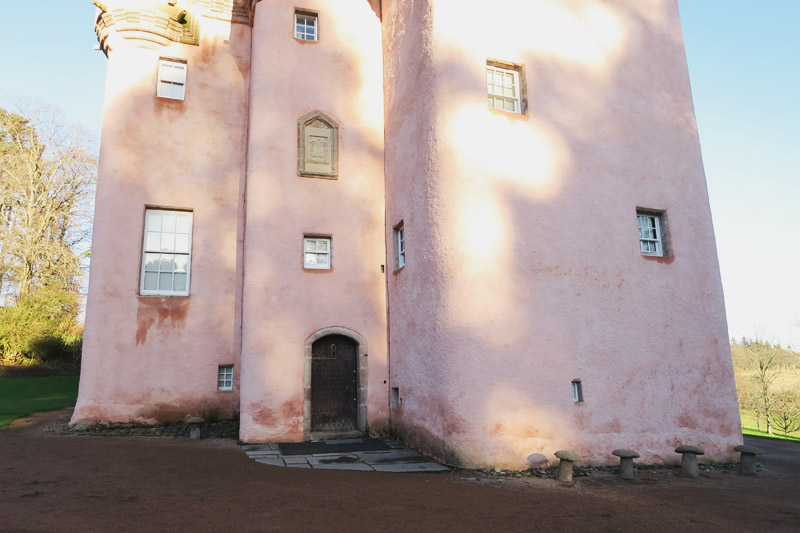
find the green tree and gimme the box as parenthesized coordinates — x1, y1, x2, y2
(0, 105, 95, 364)
(0, 287, 82, 364)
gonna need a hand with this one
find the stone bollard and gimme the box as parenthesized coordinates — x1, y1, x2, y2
(186, 416, 205, 440)
(554, 450, 582, 483)
(675, 445, 705, 478)
(612, 449, 640, 480)
(734, 445, 762, 474)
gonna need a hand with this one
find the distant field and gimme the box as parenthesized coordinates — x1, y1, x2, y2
(740, 409, 800, 442)
(735, 367, 800, 391)
(0, 376, 79, 428)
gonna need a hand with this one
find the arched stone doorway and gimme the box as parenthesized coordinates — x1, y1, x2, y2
(304, 327, 368, 437)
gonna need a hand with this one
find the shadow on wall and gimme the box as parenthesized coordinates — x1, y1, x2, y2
(385, 0, 740, 468)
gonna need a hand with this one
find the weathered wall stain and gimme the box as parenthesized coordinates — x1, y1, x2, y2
(135, 297, 190, 345)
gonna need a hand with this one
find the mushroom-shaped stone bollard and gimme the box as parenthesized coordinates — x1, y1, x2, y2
(734, 445, 762, 475)
(186, 416, 205, 440)
(675, 445, 705, 478)
(612, 449, 640, 480)
(554, 450, 582, 483)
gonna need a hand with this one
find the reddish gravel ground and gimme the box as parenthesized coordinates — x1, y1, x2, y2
(2, 409, 799, 532)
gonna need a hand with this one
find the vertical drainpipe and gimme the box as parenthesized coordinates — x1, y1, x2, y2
(378, 0, 393, 433)
(236, 2, 257, 424)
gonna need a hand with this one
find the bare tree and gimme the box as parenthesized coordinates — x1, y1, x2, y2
(770, 389, 800, 436)
(749, 341, 779, 434)
(736, 378, 763, 431)
(0, 105, 96, 304)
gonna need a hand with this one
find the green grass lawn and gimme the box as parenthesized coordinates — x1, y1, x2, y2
(0, 376, 79, 428)
(740, 409, 800, 442)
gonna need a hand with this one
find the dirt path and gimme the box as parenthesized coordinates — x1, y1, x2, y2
(2, 410, 799, 532)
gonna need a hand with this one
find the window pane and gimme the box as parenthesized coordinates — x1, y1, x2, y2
(173, 64, 187, 84)
(162, 214, 177, 232)
(160, 254, 175, 273)
(159, 272, 173, 291)
(176, 214, 191, 233)
(175, 234, 189, 253)
(317, 240, 328, 252)
(174, 254, 188, 273)
(144, 253, 160, 272)
(305, 253, 317, 264)
(146, 232, 160, 251)
(305, 240, 316, 252)
(173, 273, 187, 292)
(175, 84, 186, 100)
(144, 272, 158, 290)
(161, 233, 175, 251)
(147, 213, 162, 231)
(317, 253, 328, 265)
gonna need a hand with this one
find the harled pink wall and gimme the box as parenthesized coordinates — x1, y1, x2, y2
(383, 0, 741, 468)
(238, 0, 388, 442)
(72, 16, 251, 425)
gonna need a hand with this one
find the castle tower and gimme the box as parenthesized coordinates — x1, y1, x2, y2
(381, 0, 740, 467)
(73, 0, 253, 424)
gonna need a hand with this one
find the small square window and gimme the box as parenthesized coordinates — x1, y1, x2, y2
(637, 210, 669, 257)
(304, 236, 331, 269)
(218, 365, 234, 391)
(295, 11, 318, 41)
(157, 59, 187, 100)
(486, 61, 525, 114)
(394, 223, 405, 269)
(141, 209, 193, 296)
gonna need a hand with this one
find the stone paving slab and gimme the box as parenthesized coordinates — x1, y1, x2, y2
(246, 450, 281, 457)
(354, 449, 428, 464)
(310, 462, 375, 471)
(243, 439, 450, 473)
(254, 457, 286, 467)
(372, 463, 450, 473)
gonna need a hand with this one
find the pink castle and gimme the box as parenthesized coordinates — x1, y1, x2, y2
(73, 0, 741, 468)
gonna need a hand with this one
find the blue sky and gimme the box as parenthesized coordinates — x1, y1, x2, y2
(1, 1, 797, 348)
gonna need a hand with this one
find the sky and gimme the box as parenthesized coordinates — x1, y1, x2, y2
(0, 1, 798, 348)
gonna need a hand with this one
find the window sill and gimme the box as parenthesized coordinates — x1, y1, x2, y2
(294, 37, 320, 44)
(641, 254, 675, 265)
(487, 107, 528, 120)
(303, 267, 334, 273)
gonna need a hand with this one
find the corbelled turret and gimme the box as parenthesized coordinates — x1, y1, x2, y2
(93, 0, 251, 54)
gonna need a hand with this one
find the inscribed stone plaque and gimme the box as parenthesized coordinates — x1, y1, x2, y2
(298, 111, 338, 178)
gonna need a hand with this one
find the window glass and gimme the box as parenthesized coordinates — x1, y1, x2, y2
(295, 12, 318, 41)
(303, 237, 331, 269)
(141, 209, 193, 295)
(486, 64, 521, 113)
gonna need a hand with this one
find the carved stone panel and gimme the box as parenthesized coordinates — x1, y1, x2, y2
(298, 111, 338, 179)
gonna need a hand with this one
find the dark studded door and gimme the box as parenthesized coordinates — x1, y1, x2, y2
(311, 335, 358, 432)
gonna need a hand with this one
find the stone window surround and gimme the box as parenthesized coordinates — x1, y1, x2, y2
(303, 327, 369, 437)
